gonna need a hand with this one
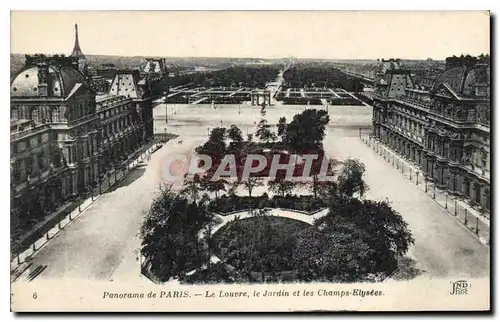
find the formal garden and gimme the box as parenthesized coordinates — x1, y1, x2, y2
(140, 109, 414, 284)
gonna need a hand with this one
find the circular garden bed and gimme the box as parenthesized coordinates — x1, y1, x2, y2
(210, 216, 311, 274)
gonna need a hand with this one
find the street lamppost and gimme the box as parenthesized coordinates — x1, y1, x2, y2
(445, 193, 448, 209)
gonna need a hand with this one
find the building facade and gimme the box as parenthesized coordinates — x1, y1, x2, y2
(372, 56, 491, 212)
(10, 55, 100, 232)
(10, 54, 155, 237)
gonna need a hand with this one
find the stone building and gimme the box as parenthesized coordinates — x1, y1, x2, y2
(108, 69, 154, 141)
(10, 55, 100, 230)
(371, 56, 491, 212)
(10, 54, 155, 236)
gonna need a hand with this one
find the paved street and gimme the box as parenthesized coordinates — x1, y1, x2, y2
(14, 137, 204, 283)
(323, 129, 490, 278)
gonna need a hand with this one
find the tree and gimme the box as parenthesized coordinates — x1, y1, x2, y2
(284, 109, 330, 153)
(239, 176, 264, 198)
(292, 223, 375, 282)
(255, 119, 276, 143)
(140, 186, 214, 281)
(337, 158, 369, 199)
(316, 180, 338, 201)
(268, 177, 295, 197)
(180, 174, 202, 203)
(306, 158, 340, 200)
(227, 124, 244, 154)
(200, 171, 227, 199)
(292, 227, 329, 281)
(315, 197, 414, 275)
(195, 127, 227, 161)
(276, 117, 287, 141)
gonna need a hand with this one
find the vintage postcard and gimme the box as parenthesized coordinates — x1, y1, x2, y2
(10, 11, 490, 312)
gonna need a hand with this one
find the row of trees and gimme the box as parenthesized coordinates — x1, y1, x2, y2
(169, 65, 281, 88)
(445, 54, 490, 70)
(195, 109, 331, 158)
(180, 156, 369, 215)
(283, 64, 364, 92)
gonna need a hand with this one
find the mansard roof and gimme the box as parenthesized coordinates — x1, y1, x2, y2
(10, 54, 91, 99)
(433, 64, 490, 98)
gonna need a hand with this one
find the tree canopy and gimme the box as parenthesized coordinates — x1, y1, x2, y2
(283, 109, 330, 153)
(140, 186, 215, 282)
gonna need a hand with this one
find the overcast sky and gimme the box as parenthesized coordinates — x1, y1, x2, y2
(10, 11, 490, 60)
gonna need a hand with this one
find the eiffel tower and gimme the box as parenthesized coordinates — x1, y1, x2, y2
(70, 24, 86, 60)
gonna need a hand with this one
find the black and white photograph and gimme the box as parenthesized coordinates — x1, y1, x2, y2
(8, 10, 491, 312)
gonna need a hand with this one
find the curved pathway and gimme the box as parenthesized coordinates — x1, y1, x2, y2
(198, 208, 329, 240)
(187, 207, 328, 276)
